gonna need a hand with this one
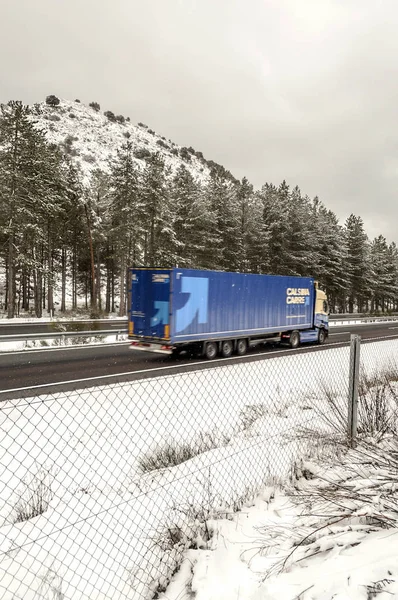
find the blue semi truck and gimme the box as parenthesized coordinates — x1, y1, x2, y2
(128, 267, 329, 358)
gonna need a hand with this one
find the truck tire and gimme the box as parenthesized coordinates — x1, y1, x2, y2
(236, 338, 247, 356)
(221, 340, 234, 358)
(204, 341, 218, 360)
(289, 330, 300, 349)
(318, 328, 326, 345)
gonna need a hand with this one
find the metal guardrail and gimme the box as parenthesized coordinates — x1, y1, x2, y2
(0, 329, 128, 343)
(1, 315, 398, 344)
(330, 315, 398, 324)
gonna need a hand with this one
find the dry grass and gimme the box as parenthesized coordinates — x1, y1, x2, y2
(138, 430, 231, 473)
(302, 367, 398, 444)
(13, 467, 54, 523)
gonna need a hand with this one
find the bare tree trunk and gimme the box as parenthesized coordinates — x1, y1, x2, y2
(33, 258, 43, 319)
(7, 234, 15, 318)
(111, 254, 115, 313)
(61, 246, 66, 312)
(21, 269, 27, 311)
(144, 231, 148, 264)
(105, 243, 111, 313)
(72, 236, 77, 310)
(119, 254, 126, 316)
(4, 257, 8, 312)
(84, 204, 96, 310)
(96, 247, 101, 311)
(47, 229, 54, 316)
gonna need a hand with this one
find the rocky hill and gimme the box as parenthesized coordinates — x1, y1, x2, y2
(29, 96, 223, 185)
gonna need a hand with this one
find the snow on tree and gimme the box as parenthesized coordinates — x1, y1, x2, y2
(344, 214, 371, 313)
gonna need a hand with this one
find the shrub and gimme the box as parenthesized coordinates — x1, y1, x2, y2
(62, 134, 78, 154)
(156, 139, 170, 149)
(75, 98, 81, 103)
(138, 122, 148, 128)
(82, 153, 96, 164)
(46, 94, 60, 106)
(104, 110, 116, 122)
(89, 101, 101, 111)
(171, 148, 178, 156)
(116, 114, 125, 124)
(180, 147, 192, 162)
(48, 114, 61, 122)
(134, 147, 152, 160)
(69, 112, 76, 119)
(148, 128, 155, 135)
(123, 131, 131, 139)
(126, 116, 130, 122)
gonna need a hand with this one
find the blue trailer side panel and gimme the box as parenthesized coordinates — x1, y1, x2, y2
(130, 268, 172, 340)
(170, 269, 315, 343)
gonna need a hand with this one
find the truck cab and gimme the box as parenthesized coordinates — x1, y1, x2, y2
(314, 287, 329, 343)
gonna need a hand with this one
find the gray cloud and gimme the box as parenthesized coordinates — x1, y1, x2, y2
(2, 0, 398, 241)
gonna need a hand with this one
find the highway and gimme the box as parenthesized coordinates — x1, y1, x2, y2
(1, 321, 398, 400)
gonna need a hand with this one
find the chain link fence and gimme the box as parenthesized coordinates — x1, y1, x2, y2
(0, 338, 397, 599)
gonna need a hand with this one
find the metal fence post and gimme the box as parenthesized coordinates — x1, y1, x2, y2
(348, 334, 361, 446)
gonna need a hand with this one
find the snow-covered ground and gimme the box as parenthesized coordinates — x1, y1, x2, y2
(0, 338, 397, 599)
(0, 334, 128, 354)
(163, 459, 398, 600)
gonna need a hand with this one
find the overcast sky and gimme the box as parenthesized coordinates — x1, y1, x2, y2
(2, 0, 398, 242)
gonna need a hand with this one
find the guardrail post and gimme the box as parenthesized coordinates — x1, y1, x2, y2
(348, 334, 361, 447)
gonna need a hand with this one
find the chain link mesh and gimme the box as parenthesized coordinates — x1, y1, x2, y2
(0, 340, 391, 599)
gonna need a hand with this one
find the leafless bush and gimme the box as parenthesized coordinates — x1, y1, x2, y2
(254, 437, 398, 581)
(303, 367, 398, 444)
(13, 467, 54, 523)
(240, 403, 269, 430)
(240, 397, 291, 432)
(357, 369, 398, 437)
(138, 430, 231, 472)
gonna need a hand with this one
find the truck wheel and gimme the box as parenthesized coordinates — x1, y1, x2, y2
(236, 339, 247, 356)
(289, 331, 300, 349)
(318, 329, 326, 345)
(221, 340, 234, 358)
(204, 341, 218, 360)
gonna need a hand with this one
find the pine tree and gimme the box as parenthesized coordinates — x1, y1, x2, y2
(235, 178, 269, 273)
(0, 101, 65, 317)
(108, 141, 141, 315)
(200, 171, 239, 271)
(284, 186, 317, 276)
(344, 214, 370, 312)
(170, 165, 206, 267)
(259, 181, 290, 275)
(141, 152, 175, 267)
(369, 235, 396, 312)
(310, 199, 348, 311)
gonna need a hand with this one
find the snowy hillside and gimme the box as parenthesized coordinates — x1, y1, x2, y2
(30, 97, 212, 185)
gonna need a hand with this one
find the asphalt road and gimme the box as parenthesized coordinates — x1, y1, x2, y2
(1, 322, 398, 400)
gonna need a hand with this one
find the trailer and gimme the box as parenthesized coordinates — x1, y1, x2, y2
(128, 267, 329, 358)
